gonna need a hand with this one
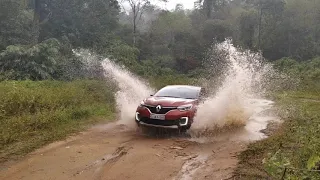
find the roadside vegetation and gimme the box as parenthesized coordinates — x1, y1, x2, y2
(235, 90, 320, 179)
(235, 61, 320, 179)
(0, 80, 116, 162)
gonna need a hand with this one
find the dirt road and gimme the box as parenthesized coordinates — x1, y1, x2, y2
(1, 122, 250, 180)
(1, 98, 278, 180)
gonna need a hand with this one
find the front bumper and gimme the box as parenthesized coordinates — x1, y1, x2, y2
(135, 112, 189, 129)
(138, 121, 179, 129)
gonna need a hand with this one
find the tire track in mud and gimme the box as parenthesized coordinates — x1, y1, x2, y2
(174, 154, 209, 180)
(74, 145, 132, 178)
(171, 137, 246, 180)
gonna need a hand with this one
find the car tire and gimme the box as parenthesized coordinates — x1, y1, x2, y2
(179, 125, 190, 133)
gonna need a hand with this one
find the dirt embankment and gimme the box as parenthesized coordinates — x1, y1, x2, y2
(1, 123, 248, 180)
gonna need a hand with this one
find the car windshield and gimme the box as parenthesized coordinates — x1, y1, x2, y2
(154, 86, 200, 99)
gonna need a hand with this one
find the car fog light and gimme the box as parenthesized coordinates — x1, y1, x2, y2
(135, 112, 141, 121)
(179, 117, 188, 126)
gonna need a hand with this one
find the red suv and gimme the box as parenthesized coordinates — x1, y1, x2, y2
(135, 85, 205, 132)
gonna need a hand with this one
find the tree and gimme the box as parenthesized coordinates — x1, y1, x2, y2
(32, 0, 52, 43)
(0, 0, 34, 50)
(0, 39, 62, 80)
(39, 0, 120, 49)
(198, 0, 229, 19)
(147, 9, 204, 72)
(120, 0, 167, 46)
(202, 19, 232, 43)
(235, 10, 257, 49)
(233, 0, 320, 61)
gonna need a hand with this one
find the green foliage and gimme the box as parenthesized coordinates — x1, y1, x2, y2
(0, 38, 103, 81)
(0, 39, 61, 80)
(39, 0, 120, 49)
(234, 0, 320, 60)
(202, 19, 232, 43)
(105, 41, 186, 77)
(1, 39, 69, 80)
(151, 10, 192, 38)
(107, 41, 140, 67)
(0, 80, 116, 162)
(274, 57, 320, 81)
(235, 10, 257, 49)
(264, 96, 320, 179)
(1, 0, 320, 79)
(0, 0, 34, 50)
(307, 155, 320, 170)
(235, 90, 320, 179)
(264, 150, 291, 177)
(143, 9, 205, 73)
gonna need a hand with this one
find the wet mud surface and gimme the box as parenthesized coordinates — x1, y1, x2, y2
(0, 98, 279, 180)
(1, 123, 247, 180)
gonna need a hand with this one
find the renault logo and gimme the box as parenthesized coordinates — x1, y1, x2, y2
(156, 105, 162, 113)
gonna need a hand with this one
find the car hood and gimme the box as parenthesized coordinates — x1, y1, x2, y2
(144, 96, 196, 107)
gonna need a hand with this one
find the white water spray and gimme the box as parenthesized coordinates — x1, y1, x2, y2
(101, 60, 154, 128)
(74, 40, 279, 139)
(73, 49, 154, 128)
(193, 40, 276, 134)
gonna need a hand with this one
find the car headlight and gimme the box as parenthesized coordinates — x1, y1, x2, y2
(178, 104, 193, 111)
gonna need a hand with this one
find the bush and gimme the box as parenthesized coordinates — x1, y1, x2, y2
(104, 42, 186, 77)
(274, 57, 320, 80)
(0, 39, 62, 80)
(0, 80, 116, 162)
(0, 38, 94, 81)
(273, 57, 320, 91)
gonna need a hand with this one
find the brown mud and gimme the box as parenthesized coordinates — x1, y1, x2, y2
(1, 123, 250, 180)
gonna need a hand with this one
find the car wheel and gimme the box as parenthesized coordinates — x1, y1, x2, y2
(179, 126, 190, 133)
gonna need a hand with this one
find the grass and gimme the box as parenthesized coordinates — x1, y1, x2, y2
(234, 89, 320, 179)
(0, 80, 116, 163)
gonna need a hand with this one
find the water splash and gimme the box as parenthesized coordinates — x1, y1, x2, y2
(73, 40, 280, 139)
(73, 49, 154, 129)
(101, 59, 154, 128)
(192, 40, 276, 133)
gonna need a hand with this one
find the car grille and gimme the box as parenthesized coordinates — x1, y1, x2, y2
(140, 117, 179, 126)
(144, 105, 177, 114)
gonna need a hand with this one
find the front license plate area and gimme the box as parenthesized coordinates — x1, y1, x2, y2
(150, 114, 165, 120)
